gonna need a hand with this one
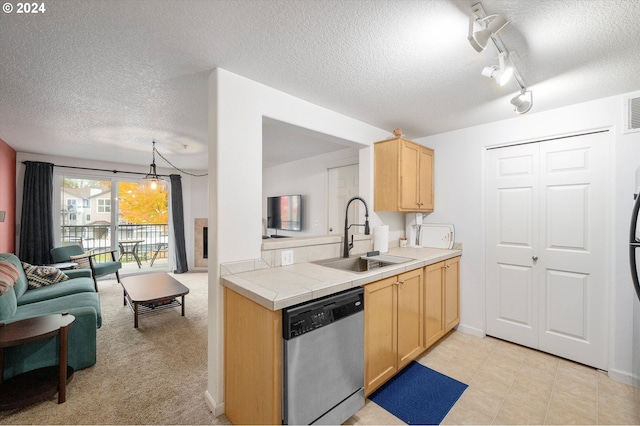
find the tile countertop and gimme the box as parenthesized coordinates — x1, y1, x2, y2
(221, 246, 462, 311)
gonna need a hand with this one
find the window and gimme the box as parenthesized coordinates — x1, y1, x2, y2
(98, 199, 111, 213)
(67, 199, 77, 211)
(56, 175, 170, 272)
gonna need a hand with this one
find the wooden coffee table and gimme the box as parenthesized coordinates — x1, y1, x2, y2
(120, 273, 189, 328)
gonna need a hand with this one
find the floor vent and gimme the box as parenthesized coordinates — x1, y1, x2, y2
(624, 95, 640, 134)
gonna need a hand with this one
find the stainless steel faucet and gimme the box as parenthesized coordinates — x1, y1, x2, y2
(343, 196, 370, 258)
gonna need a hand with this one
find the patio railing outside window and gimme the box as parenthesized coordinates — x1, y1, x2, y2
(60, 224, 169, 265)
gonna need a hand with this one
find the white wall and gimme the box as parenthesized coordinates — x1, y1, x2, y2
(262, 147, 359, 237)
(415, 92, 640, 384)
(207, 68, 389, 414)
(262, 145, 406, 241)
(14, 152, 208, 271)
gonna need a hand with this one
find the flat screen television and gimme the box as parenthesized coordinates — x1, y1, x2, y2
(267, 195, 303, 232)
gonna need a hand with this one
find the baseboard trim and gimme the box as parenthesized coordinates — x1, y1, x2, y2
(204, 390, 225, 417)
(456, 323, 485, 339)
(608, 368, 640, 387)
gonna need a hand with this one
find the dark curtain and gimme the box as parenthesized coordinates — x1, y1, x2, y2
(170, 174, 188, 273)
(19, 161, 54, 264)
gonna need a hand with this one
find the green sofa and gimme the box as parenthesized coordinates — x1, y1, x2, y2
(0, 253, 102, 380)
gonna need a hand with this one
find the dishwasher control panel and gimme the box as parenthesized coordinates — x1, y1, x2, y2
(282, 287, 364, 340)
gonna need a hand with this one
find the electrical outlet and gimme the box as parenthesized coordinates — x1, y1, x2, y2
(281, 250, 294, 266)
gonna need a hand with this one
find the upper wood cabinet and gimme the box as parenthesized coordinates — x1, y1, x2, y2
(374, 137, 434, 212)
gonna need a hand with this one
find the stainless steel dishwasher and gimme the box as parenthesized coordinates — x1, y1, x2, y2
(282, 287, 364, 425)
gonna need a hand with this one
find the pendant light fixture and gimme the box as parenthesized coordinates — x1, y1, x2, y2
(141, 140, 165, 191)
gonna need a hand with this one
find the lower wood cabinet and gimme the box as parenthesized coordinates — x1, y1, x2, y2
(364, 268, 423, 395)
(223, 256, 461, 423)
(444, 257, 460, 332)
(424, 256, 460, 349)
(224, 288, 282, 425)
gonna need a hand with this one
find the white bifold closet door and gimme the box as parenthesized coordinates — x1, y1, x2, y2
(485, 131, 610, 370)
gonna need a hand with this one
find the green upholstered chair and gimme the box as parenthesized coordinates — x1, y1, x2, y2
(51, 244, 122, 291)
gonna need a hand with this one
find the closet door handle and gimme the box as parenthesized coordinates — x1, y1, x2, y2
(532, 256, 539, 262)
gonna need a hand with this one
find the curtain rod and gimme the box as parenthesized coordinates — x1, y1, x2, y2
(22, 162, 173, 178)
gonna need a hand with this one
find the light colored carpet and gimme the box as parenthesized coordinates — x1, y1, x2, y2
(0, 272, 230, 425)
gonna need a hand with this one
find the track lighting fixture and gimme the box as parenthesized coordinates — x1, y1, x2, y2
(468, 2, 533, 115)
(510, 89, 533, 114)
(481, 52, 513, 86)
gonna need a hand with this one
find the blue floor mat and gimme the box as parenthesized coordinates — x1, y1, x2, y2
(369, 361, 468, 425)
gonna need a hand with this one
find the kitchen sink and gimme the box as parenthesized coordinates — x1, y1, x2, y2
(313, 255, 414, 273)
(314, 257, 370, 272)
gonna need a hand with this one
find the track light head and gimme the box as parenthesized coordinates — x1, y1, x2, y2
(481, 52, 513, 86)
(468, 12, 509, 52)
(511, 89, 533, 114)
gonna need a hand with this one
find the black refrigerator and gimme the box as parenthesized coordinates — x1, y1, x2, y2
(630, 176, 640, 303)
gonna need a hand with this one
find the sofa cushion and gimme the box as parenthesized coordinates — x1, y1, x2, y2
(93, 260, 122, 276)
(17, 276, 96, 306)
(51, 244, 85, 263)
(0, 260, 19, 296)
(61, 268, 92, 279)
(0, 253, 28, 298)
(14, 291, 102, 328)
(22, 262, 69, 289)
(0, 287, 17, 321)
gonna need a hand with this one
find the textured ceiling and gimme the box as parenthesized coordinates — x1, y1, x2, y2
(1, 0, 639, 170)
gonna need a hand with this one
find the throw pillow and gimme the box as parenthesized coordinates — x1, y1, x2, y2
(0, 260, 20, 296)
(21, 262, 69, 289)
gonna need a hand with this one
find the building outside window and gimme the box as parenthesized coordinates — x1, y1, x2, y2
(98, 198, 111, 213)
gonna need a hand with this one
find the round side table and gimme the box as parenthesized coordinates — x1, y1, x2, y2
(0, 313, 75, 410)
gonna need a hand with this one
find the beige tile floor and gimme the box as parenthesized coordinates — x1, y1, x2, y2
(346, 330, 640, 425)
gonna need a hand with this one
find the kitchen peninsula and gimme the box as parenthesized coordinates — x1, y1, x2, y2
(222, 238, 462, 425)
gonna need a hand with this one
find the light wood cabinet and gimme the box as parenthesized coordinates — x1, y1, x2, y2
(424, 261, 446, 348)
(374, 137, 434, 212)
(223, 257, 459, 423)
(224, 288, 282, 425)
(364, 276, 397, 395)
(444, 257, 460, 332)
(424, 257, 460, 349)
(364, 268, 423, 395)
